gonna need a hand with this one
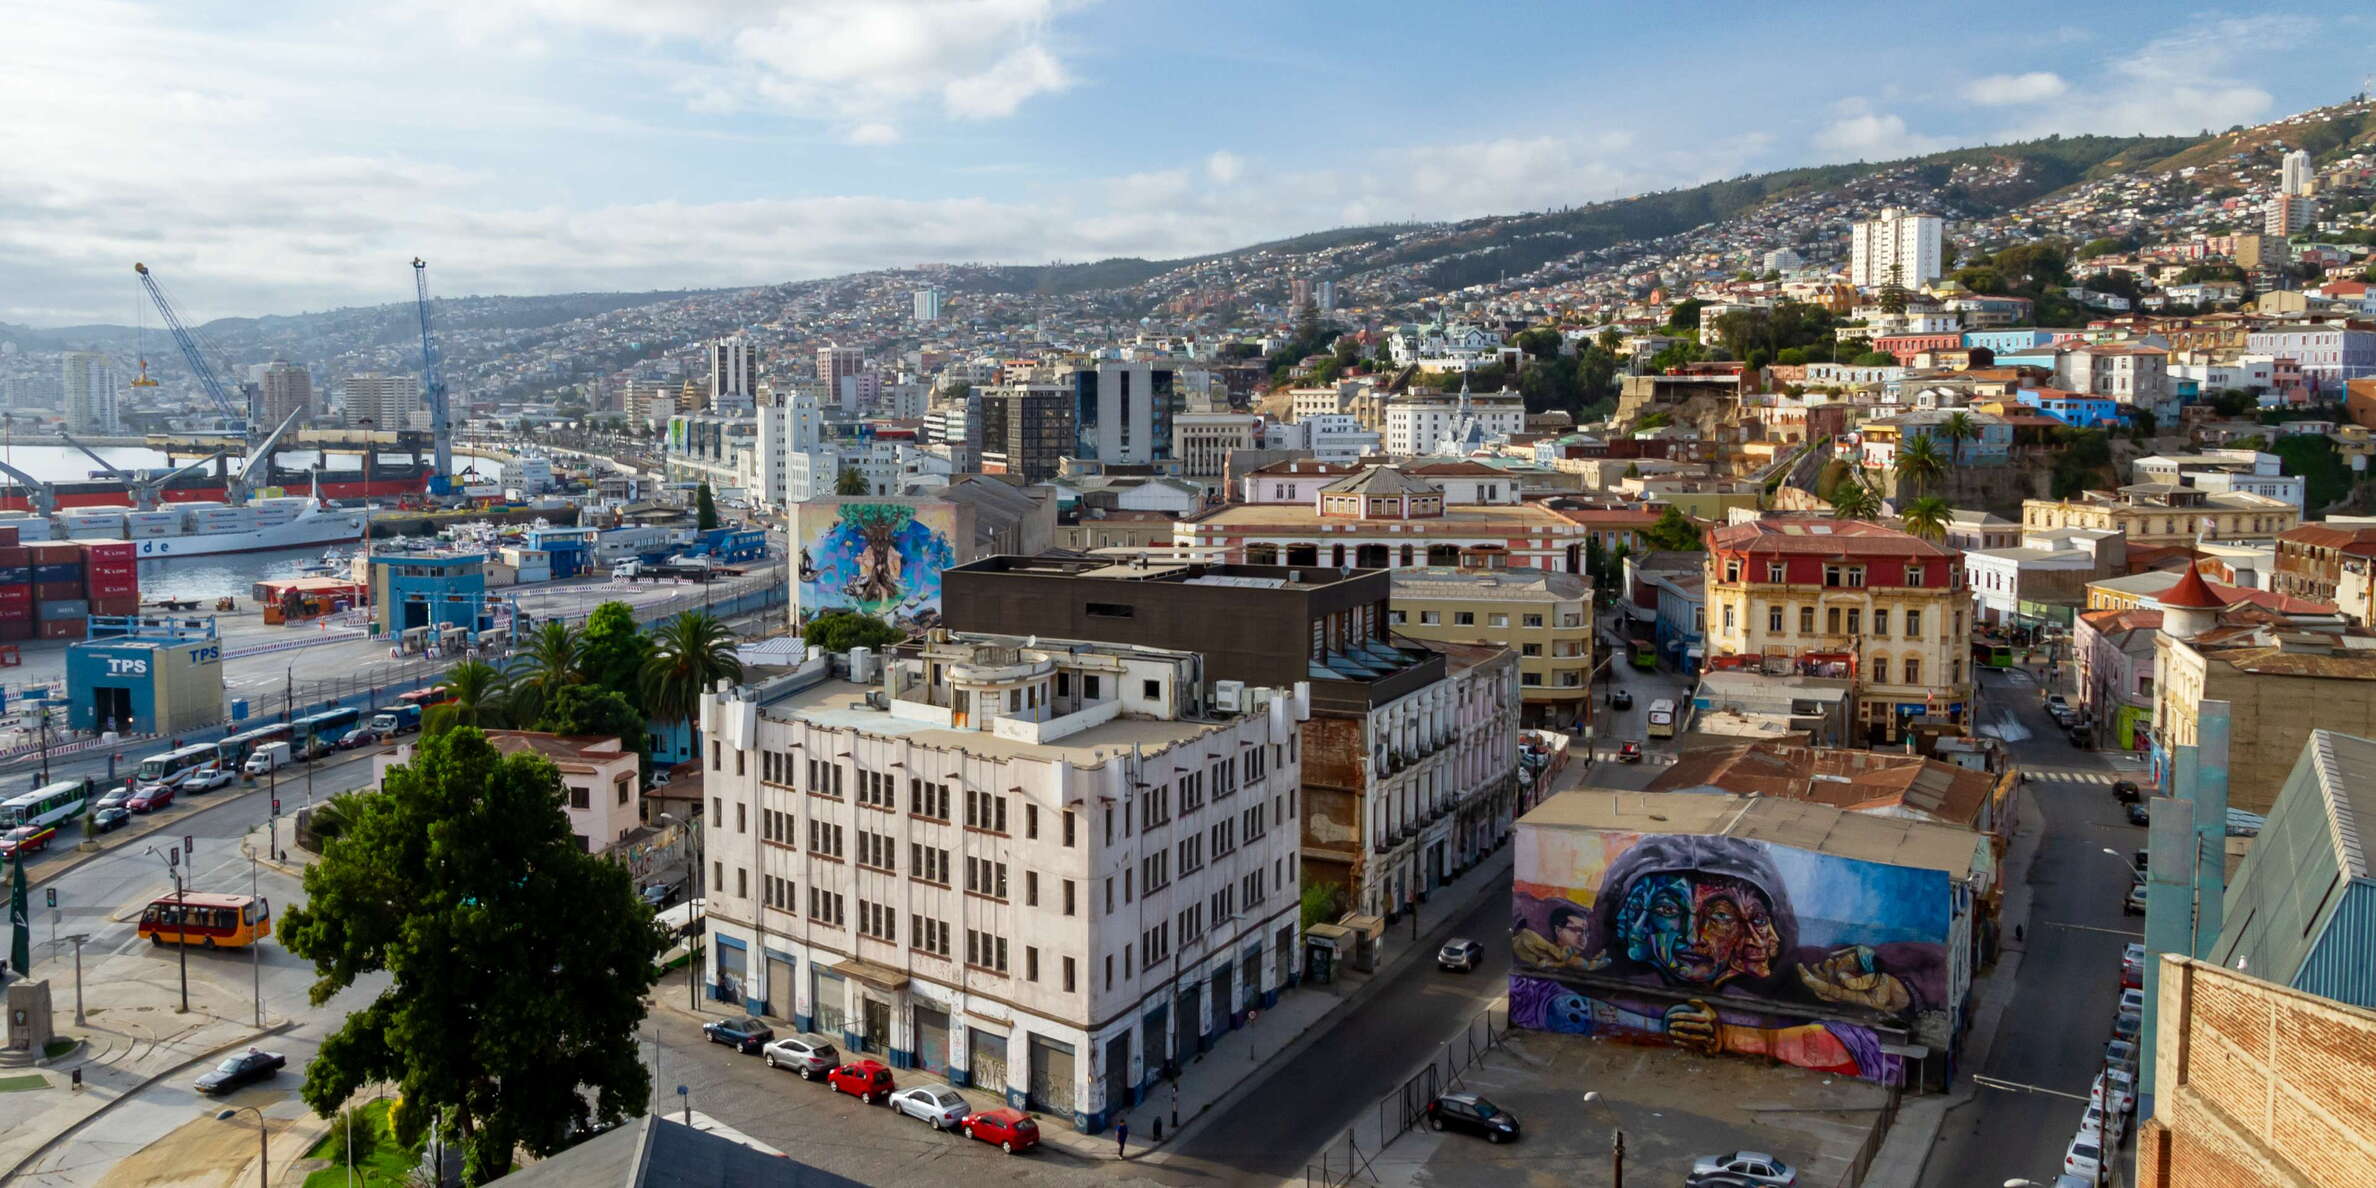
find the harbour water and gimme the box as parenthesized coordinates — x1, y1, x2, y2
(0, 444, 512, 602)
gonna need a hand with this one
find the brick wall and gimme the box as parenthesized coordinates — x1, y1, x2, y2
(2139, 956, 2376, 1187)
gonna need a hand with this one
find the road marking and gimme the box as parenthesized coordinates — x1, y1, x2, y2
(2043, 921, 2145, 938)
(1971, 1074, 2091, 1102)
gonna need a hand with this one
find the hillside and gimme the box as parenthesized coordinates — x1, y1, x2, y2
(2147, 100, 2376, 177)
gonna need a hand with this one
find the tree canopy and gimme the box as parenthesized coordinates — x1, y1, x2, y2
(574, 602, 651, 701)
(279, 728, 663, 1184)
(798, 609, 904, 653)
(1641, 507, 1706, 552)
(835, 467, 870, 496)
(694, 483, 719, 531)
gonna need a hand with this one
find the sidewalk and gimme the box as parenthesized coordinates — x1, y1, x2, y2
(1861, 781, 2046, 1187)
(645, 841, 1517, 1167)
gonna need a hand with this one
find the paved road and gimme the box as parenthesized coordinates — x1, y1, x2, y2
(1921, 665, 2147, 1187)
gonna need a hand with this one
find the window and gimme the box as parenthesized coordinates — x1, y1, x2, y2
(1488, 613, 1508, 628)
(1873, 657, 1889, 684)
(1764, 562, 1785, 582)
(711, 739, 722, 771)
(1063, 810, 1077, 848)
(1767, 606, 1783, 633)
(1063, 956, 1077, 992)
(1905, 609, 1922, 637)
(1800, 606, 1814, 634)
(856, 768, 894, 809)
(1143, 679, 1161, 701)
(1905, 564, 1925, 587)
(1026, 871, 1040, 906)
(1063, 878, 1077, 917)
(1725, 559, 1742, 582)
(1521, 672, 1543, 686)
(1846, 608, 1861, 635)
(807, 887, 845, 926)
(1419, 610, 1440, 625)
(1722, 605, 1736, 631)
(966, 929, 1010, 973)
(1453, 611, 1475, 626)
(966, 857, 1010, 900)
(1904, 657, 1922, 685)
(1142, 848, 1171, 891)
(736, 802, 746, 832)
(910, 779, 950, 820)
(806, 820, 844, 859)
(911, 914, 951, 957)
(1143, 784, 1171, 827)
(1827, 606, 1841, 634)
(1026, 804, 1039, 839)
(569, 784, 590, 810)
(965, 789, 1009, 833)
(1873, 609, 1889, 636)
(857, 830, 896, 872)
(1179, 834, 1205, 875)
(1521, 643, 1541, 656)
(1522, 614, 1543, 628)
(736, 867, 748, 898)
(910, 843, 950, 885)
(1387, 610, 1406, 625)
(765, 875, 796, 912)
(857, 899, 896, 942)
(1026, 946, 1040, 982)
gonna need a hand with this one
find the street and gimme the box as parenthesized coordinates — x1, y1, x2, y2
(1921, 664, 2147, 1187)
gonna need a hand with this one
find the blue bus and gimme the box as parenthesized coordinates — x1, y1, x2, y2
(215, 723, 293, 770)
(293, 707, 362, 757)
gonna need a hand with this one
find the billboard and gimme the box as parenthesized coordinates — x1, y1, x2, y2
(1509, 828, 1952, 1086)
(794, 500, 960, 630)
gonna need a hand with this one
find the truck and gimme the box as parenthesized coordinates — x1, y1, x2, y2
(367, 704, 424, 739)
(613, 557, 723, 582)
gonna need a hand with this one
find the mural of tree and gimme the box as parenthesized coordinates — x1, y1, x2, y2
(841, 503, 914, 607)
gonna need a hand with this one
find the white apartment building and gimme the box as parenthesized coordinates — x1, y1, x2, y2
(2133, 450, 2306, 511)
(914, 286, 946, 325)
(1386, 323, 1501, 369)
(343, 372, 424, 431)
(1171, 412, 1261, 479)
(752, 390, 824, 510)
(2282, 148, 2314, 197)
(1849, 206, 1944, 289)
(699, 634, 1310, 1133)
(709, 337, 754, 407)
(1382, 387, 1524, 456)
(819, 346, 866, 412)
(61, 352, 118, 435)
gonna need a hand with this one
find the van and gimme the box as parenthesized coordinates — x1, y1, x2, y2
(242, 742, 292, 778)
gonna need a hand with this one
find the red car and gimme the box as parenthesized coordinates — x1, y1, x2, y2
(961, 1107, 1041, 1154)
(0, 823, 56, 857)
(127, 783, 176, 813)
(826, 1060, 895, 1104)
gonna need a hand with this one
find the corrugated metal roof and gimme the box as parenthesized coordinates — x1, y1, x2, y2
(2212, 730, 2376, 1003)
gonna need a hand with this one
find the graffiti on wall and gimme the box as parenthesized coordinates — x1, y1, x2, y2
(1509, 830, 1952, 1085)
(795, 502, 958, 629)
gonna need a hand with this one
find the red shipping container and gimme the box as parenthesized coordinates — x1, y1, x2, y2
(0, 582, 30, 601)
(37, 618, 84, 640)
(90, 595, 140, 616)
(27, 542, 78, 563)
(0, 525, 18, 547)
(0, 619, 31, 640)
(87, 575, 136, 593)
(77, 541, 134, 565)
(0, 602, 30, 620)
(86, 558, 134, 573)
(0, 547, 28, 567)
(34, 581, 81, 601)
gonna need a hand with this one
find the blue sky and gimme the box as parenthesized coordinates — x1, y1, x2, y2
(3, 1, 2371, 324)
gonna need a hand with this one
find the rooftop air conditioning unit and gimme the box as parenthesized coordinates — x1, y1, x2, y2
(1214, 680, 1245, 712)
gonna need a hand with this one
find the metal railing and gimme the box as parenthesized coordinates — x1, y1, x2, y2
(1834, 1084, 1901, 1187)
(1304, 1005, 1508, 1187)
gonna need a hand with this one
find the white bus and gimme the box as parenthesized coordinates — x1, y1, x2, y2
(1, 778, 94, 829)
(135, 744, 218, 788)
(1646, 699, 1678, 740)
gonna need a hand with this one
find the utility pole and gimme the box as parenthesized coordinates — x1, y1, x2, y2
(245, 846, 262, 1027)
(148, 844, 189, 1012)
(66, 933, 88, 1025)
(1612, 1127, 1624, 1188)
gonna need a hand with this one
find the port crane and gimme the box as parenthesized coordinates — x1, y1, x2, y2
(132, 262, 247, 430)
(411, 258, 455, 494)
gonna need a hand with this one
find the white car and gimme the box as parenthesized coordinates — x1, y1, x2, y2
(2063, 1132, 2104, 1182)
(888, 1084, 971, 1130)
(182, 764, 235, 792)
(2094, 1068, 2136, 1116)
(2117, 987, 2145, 1016)
(2078, 1102, 2123, 1147)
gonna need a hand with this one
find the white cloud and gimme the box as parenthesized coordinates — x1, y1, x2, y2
(1813, 98, 1949, 160)
(1205, 150, 1244, 185)
(845, 122, 901, 145)
(1963, 72, 2068, 105)
(1987, 14, 2313, 139)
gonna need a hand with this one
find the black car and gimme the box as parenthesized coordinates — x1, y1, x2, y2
(195, 1048, 286, 1095)
(2125, 802, 2150, 826)
(2112, 780, 2141, 803)
(91, 805, 132, 834)
(2067, 725, 2091, 747)
(1610, 689, 1633, 710)
(1424, 1092, 1519, 1143)
(703, 1017, 774, 1053)
(640, 881, 681, 909)
(1685, 1175, 1769, 1188)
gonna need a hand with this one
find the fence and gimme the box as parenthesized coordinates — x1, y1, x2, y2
(1833, 1084, 1902, 1188)
(1304, 1005, 1509, 1187)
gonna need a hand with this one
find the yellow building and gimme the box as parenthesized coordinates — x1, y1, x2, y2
(2023, 485, 2299, 547)
(1389, 567, 1594, 729)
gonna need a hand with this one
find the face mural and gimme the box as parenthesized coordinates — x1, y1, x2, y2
(1509, 830, 1952, 1086)
(795, 502, 957, 629)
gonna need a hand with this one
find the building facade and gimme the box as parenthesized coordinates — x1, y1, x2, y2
(1849, 206, 1944, 289)
(61, 351, 118, 435)
(344, 372, 425, 431)
(258, 360, 312, 427)
(977, 384, 1076, 482)
(699, 633, 1308, 1134)
(2022, 487, 2301, 546)
(1389, 567, 1594, 729)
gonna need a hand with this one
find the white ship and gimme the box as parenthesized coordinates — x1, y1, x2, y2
(5, 496, 368, 558)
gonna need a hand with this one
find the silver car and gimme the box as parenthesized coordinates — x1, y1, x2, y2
(1689, 1151, 1797, 1187)
(760, 1035, 840, 1081)
(1436, 939, 1484, 972)
(889, 1084, 971, 1130)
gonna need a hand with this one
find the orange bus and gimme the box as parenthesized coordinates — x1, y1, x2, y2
(138, 892, 273, 948)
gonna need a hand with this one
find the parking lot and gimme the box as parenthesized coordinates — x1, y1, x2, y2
(1358, 1028, 1891, 1188)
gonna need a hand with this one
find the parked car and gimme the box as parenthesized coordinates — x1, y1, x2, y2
(2096, 1067, 2137, 1115)
(338, 727, 378, 750)
(127, 783, 176, 813)
(1424, 1092, 1520, 1143)
(960, 1107, 1041, 1154)
(2132, 848, 2148, 872)
(2112, 780, 2141, 803)
(2123, 885, 2146, 915)
(182, 764, 233, 793)
(639, 880, 681, 909)
(1610, 689, 1633, 710)
(1688, 1152, 1797, 1187)
(1436, 939, 1484, 972)
(242, 743, 292, 777)
(195, 1048, 286, 1095)
(2111, 1010, 2141, 1045)
(761, 1035, 839, 1080)
(1618, 740, 1643, 763)
(888, 1084, 971, 1130)
(91, 805, 132, 834)
(2063, 1133, 2104, 1183)
(2125, 802, 2150, 826)
(2079, 1101, 2124, 1146)
(2066, 724, 2092, 747)
(0, 823, 56, 857)
(2104, 1038, 2138, 1074)
(96, 784, 136, 810)
(2121, 943, 2146, 989)
(700, 1017, 773, 1054)
(2118, 987, 2145, 1016)
(827, 1060, 896, 1104)
(2045, 694, 2072, 720)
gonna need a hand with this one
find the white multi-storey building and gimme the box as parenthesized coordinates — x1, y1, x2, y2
(1849, 206, 1944, 289)
(708, 337, 754, 408)
(913, 286, 946, 325)
(1382, 386, 1524, 456)
(2281, 149, 2314, 197)
(699, 633, 1310, 1134)
(61, 352, 118, 434)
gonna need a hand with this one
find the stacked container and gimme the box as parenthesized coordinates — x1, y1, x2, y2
(79, 539, 138, 617)
(126, 509, 183, 540)
(0, 524, 27, 641)
(30, 541, 85, 639)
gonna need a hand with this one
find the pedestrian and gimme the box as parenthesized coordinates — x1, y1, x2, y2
(1115, 1116, 1129, 1157)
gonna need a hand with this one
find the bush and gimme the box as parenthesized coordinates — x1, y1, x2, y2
(1301, 881, 1347, 931)
(326, 1105, 379, 1162)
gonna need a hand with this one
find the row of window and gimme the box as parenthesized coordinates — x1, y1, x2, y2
(1390, 609, 1560, 629)
(1737, 602, 1935, 639)
(1721, 559, 1937, 589)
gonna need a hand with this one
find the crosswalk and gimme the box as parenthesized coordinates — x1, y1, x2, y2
(2023, 768, 2139, 788)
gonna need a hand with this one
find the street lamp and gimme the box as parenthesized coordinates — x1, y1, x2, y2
(215, 1105, 269, 1188)
(1582, 1091, 1624, 1187)
(658, 811, 702, 1012)
(143, 843, 189, 1013)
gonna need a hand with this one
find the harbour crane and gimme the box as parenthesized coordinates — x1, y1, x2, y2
(411, 258, 455, 494)
(134, 262, 249, 430)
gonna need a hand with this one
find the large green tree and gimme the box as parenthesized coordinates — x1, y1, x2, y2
(1641, 507, 1706, 552)
(280, 728, 663, 1185)
(1899, 496, 1953, 543)
(423, 659, 509, 735)
(798, 610, 904, 653)
(694, 483, 719, 531)
(574, 601, 651, 699)
(536, 685, 649, 759)
(1831, 478, 1883, 521)
(1935, 413, 1978, 465)
(508, 620, 582, 726)
(1893, 435, 1948, 496)
(641, 612, 744, 739)
(834, 467, 870, 496)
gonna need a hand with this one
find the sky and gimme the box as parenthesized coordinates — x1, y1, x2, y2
(3, 1, 2372, 326)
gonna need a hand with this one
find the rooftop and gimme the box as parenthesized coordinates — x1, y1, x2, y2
(1648, 741, 2000, 830)
(1184, 501, 1578, 532)
(1708, 517, 1959, 559)
(951, 555, 1365, 591)
(1390, 566, 1592, 601)
(1518, 789, 1980, 878)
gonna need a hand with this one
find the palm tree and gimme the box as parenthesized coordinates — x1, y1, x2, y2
(1831, 478, 1883, 521)
(642, 612, 744, 747)
(424, 658, 509, 734)
(1893, 435, 1948, 497)
(1900, 496, 1953, 543)
(508, 620, 582, 725)
(1937, 412, 1977, 465)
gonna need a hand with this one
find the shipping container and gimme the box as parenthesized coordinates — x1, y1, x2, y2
(32, 564, 82, 582)
(0, 603, 32, 622)
(0, 568, 30, 586)
(37, 619, 84, 640)
(0, 619, 35, 640)
(74, 541, 134, 565)
(89, 595, 140, 616)
(0, 547, 29, 567)
(26, 542, 77, 562)
(37, 599, 89, 620)
(34, 581, 81, 601)
(0, 525, 19, 547)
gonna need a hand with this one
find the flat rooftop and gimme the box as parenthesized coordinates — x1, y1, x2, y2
(758, 677, 1238, 764)
(951, 555, 1365, 591)
(1183, 502, 1579, 531)
(1519, 789, 1980, 878)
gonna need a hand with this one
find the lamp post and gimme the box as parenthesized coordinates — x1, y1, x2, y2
(1582, 1091, 1624, 1187)
(241, 844, 262, 1027)
(144, 843, 189, 1013)
(659, 811, 702, 1011)
(215, 1105, 269, 1188)
(63, 932, 89, 1025)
